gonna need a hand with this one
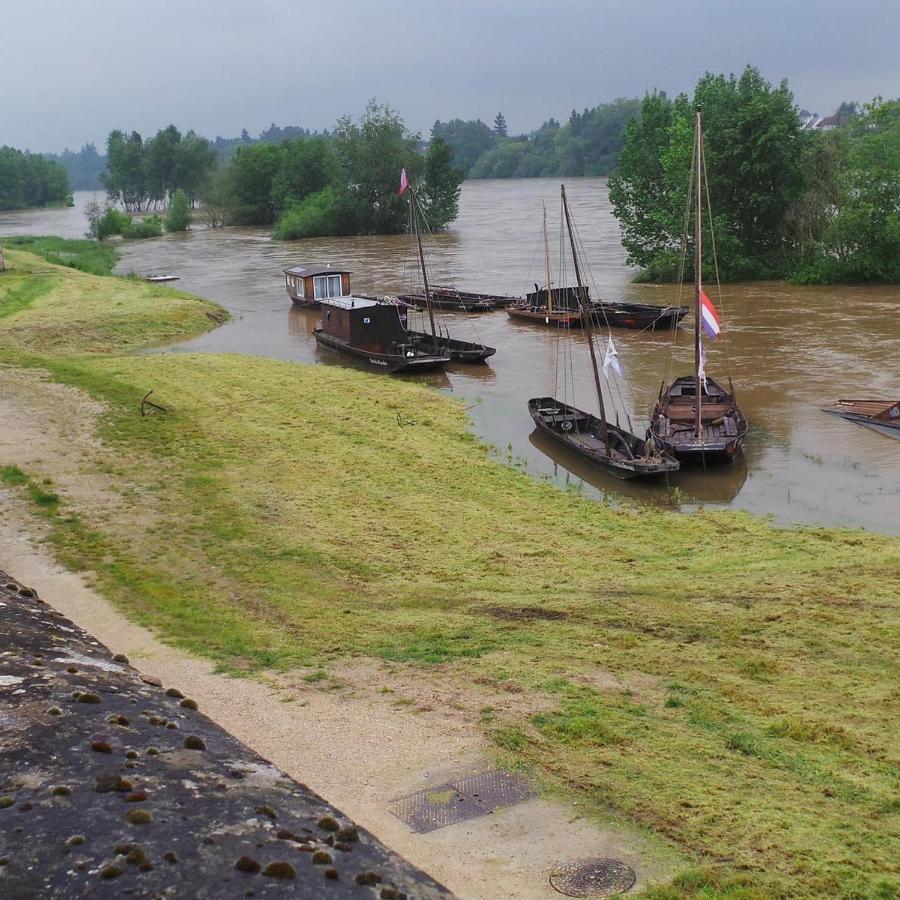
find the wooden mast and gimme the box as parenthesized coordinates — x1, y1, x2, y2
(694, 108, 703, 441)
(542, 203, 553, 316)
(409, 186, 439, 348)
(561, 185, 610, 455)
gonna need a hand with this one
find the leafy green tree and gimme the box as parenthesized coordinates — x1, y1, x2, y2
(102, 130, 148, 210)
(493, 112, 508, 137)
(227, 143, 283, 224)
(199, 166, 234, 228)
(419, 138, 462, 229)
(332, 99, 422, 234)
(165, 189, 193, 232)
(274, 187, 343, 239)
(430, 119, 495, 175)
(173, 131, 216, 203)
(271, 137, 339, 216)
(610, 67, 808, 281)
(0, 147, 71, 209)
(144, 124, 182, 205)
(794, 98, 900, 282)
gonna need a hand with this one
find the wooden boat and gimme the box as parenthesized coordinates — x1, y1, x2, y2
(649, 110, 748, 462)
(528, 186, 679, 481)
(508, 281, 586, 327)
(313, 296, 450, 373)
(397, 288, 498, 313)
(406, 329, 496, 362)
(821, 399, 900, 439)
(593, 300, 688, 330)
(651, 375, 747, 458)
(398, 179, 498, 364)
(530, 398, 678, 479)
(283, 264, 351, 308)
(143, 274, 179, 283)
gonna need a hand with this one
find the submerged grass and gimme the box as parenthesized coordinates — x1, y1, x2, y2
(0, 249, 897, 898)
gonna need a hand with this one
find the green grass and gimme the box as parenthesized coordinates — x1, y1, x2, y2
(2, 236, 120, 276)
(0, 248, 227, 354)
(0, 248, 898, 898)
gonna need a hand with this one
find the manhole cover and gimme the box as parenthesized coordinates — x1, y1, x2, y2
(550, 858, 636, 897)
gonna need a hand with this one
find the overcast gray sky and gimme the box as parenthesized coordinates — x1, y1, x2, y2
(4, 0, 899, 152)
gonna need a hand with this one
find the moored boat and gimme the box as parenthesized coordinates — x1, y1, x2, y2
(649, 109, 748, 462)
(313, 295, 450, 373)
(530, 398, 679, 479)
(528, 185, 679, 481)
(406, 329, 496, 362)
(821, 399, 900, 439)
(397, 288, 496, 313)
(143, 274, 179, 283)
(593, 300, 689, 330)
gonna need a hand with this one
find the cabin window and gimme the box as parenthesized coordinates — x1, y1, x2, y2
(363, 317, 371, 324)
(294, 277, 304, 298)
(314, 274, 342, 300)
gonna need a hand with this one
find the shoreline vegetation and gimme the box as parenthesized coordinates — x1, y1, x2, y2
(0, 241, 897, 897)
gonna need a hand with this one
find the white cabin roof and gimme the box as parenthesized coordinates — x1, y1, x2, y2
(319, 295, 379, 310)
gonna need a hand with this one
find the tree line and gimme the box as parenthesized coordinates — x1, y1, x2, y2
(0, 147, 71, 210)
(92, 101, 461, 239)
(608, 66, 899, 283)
(432, 99, 641, 178)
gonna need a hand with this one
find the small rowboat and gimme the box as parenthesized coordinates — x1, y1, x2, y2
(821, 399, 900, 439)
(143, 274, 180, 283)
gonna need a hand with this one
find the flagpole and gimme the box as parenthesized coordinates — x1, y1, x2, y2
(694, 108, 703, 443)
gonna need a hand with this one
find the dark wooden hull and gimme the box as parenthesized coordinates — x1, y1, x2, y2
(313, 329, 450, 373)
(528, 397, 679, 480)
(397, 291, 496, 313)
(649, 375, 748, 461)
(407, 330, 496, 363)
(593, 302, 689, 330)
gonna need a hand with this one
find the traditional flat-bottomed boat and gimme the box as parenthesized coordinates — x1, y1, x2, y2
(313, 296, 450, 373)
(821, 399, 900, 439)
(649, 109, 748, 461)
(593, 300, 689, 330)
(530, 398, 679, 479)
(527, 186, 679, 481)
(397, 288, 499, 313)
(651, 375, 747, 458)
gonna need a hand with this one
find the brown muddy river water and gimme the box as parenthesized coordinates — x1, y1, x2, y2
(2, 181, 898, 533)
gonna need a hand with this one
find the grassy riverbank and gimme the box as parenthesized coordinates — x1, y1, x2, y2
(1, 250, 897, 898)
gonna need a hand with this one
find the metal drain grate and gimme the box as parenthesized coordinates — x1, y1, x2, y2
(448, 769, 535, 811)
(387, 786, 488, 833)
(550, 858, 636, 897)
(388, 769, 535, 833)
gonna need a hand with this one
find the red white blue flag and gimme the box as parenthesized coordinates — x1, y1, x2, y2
(399, 168, 409, 196)
(700, 290, 721, 339)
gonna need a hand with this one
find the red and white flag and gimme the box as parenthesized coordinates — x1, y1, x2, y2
(398, 168, 409, 195)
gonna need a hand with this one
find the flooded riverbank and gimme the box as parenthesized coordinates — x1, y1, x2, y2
(2, 180, 897, 532)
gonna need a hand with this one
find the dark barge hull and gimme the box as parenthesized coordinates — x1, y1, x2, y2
(313, 329, 451, 373)
(649, 375, 748, 461)
(593, 302, 689, 330)
(528, 397, 679, 480)
(407, 330, 496, 363)
(397, 291, 496, 313)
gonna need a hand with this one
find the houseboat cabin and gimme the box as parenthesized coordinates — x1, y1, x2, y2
(313, 295, 451, 373)
(283, 264, 351, 308)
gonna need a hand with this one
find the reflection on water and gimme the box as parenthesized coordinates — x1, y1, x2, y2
(1, 181, 897, 533)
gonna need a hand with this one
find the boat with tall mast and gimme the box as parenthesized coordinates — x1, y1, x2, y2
(528, 186, 679, 480)
(403, 179, 497, 363)
(649, 109, 748, 461)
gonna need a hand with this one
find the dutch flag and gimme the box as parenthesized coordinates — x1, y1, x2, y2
(700, 290, 721, 339)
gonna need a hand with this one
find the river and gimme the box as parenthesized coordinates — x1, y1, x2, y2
(1, 182, 897, 533)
